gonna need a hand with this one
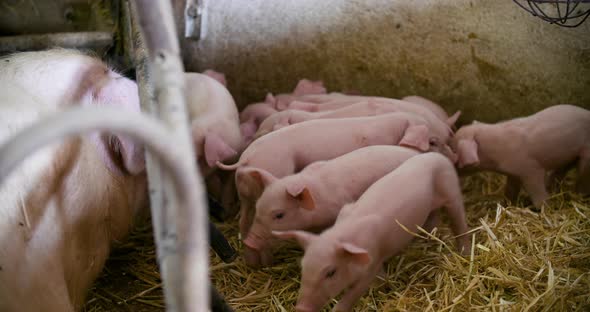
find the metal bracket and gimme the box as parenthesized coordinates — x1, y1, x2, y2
(184, 0, 204, 40)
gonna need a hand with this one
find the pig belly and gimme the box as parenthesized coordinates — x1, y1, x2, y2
(526, 125, 588, 170)
(0, 150, 72, 311)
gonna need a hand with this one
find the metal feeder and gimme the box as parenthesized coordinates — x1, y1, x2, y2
(513, 0, 590, 27)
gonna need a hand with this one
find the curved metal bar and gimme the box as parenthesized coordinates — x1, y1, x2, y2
(131, 0, 209, 310)
(0, 106, 199, 217)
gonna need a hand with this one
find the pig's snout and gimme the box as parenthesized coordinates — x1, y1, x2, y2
(243, 229, 270, 250)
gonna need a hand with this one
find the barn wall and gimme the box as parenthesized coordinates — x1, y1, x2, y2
(0, 0, 115, 36)
(173, 0, 590, 123)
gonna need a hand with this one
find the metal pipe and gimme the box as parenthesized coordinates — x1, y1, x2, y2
(0, 107, 196, 208)
(131, 1, 209, 311)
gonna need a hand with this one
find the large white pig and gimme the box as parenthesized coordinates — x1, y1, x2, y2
(0, 49, 147, 312)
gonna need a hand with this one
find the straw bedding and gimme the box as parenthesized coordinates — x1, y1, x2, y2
(84, 171, 590, 311)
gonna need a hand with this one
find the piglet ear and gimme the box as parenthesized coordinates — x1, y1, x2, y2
(204, 133, 238, 168)
(272, 230, 317, 250)
(272, 115, 292, 131)
(289, 101, 318, 112)
(337, 241, 371, 265)
(265, 93, 276, 105)
(292, 79, 326, 96)
(447, 111, 461, 128)
(457, 139, 479, 168)
(399, 125, 430, 152)
(285, 182, 316, 210)
(240, 121, 257, 145)
(203, 69, 227, 87)
(94, 134, 146, 176)
(244, 167, 277, 188)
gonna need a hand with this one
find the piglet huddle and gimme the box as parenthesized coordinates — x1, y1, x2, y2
(217, 79, 590, 312)
(1, 48, 587, 312)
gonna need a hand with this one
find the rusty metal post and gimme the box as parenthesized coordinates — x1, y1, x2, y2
(130, 1, 209, 311)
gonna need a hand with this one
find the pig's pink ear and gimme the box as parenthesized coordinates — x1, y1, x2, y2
(272, 123, 285, 132)
(337, 241, 371, 265)
(289, 101, 318, 112)
(245, 168, 277, 188)
(399, 125, 430, 152)
(457, 139, 479, 168)
(240, 120, 257, 144)
(272, 230, 317, 250)
(447, 111, 461, 128)
(292, 79, 326, 96)
(272, 116, 291, 131)
(285, 183, 316, 210)
(265, 93, 276, 105)
(203, 69, 227, 87)
(204, 133, 238, 168)
(94, 134, 146, 176)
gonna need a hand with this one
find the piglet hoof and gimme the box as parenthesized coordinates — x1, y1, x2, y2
(332, 303, 351, 312)
(530, 201, 546, 213)
(457, 238, 471, 257)
(530, 206, 541, 213)
(459, 245, 471, 257)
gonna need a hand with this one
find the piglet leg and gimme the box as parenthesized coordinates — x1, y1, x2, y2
(439, 171, 471, 254)
(504, 175, 521, 202)
(441, 200, 471, 255)
(422, 211, 440, 233)
(243, 245, 262, 267)
(259, 247, 275, 267)
(546, 162, 576, 192)
(520, 169, 549, 211)
(332, 264, 381, 312)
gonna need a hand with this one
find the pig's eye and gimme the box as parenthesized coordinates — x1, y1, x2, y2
(429, 138, 439, 146)
(325, 268, 336, 279)
(273, 212, 285, 220)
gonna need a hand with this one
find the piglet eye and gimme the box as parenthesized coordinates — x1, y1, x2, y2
(325, 269, 336, 279)
(274, 212, 285, 220)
